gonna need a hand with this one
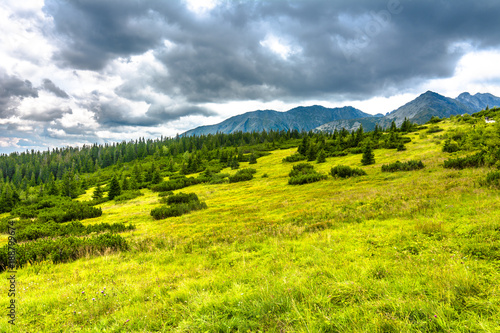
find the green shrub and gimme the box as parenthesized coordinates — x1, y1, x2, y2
(150, 191, 208, 220)
(428, 116, 442, 124)
(166, 192, 199, 205)
(330, 165, 367, 178)
(288, 173, 327, 185)
(443, 152, 485, 169)
(158, 191, 174, 197)
(150, 201, 208, 220)
(0, 233, 129, 271)
(282, 153, 306, 163)
(443, 139, 460, 153)
(289, 163, 315, 177)
(16, 221, 135, 242)
(150, 175, 200, 192)
(114, 190, 144, 202)
(288, 163, 326, 185)
(481, 170, 500, 188)
(229, 168, 257, 183)
(348, 147, 364, 154)
(426, 125, 443, 134)
(381, 160, 425, 172)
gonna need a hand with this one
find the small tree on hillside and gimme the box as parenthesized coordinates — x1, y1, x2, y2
(316, 150, 326, 163)
(108, 176, 121, 200)
(361, 143, 375, 166)
(151, 168, 162, 184)
(92, 184, 104, 200)
(249, 153, 257, 164)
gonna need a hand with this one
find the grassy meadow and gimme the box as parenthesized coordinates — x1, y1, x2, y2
(2, 119, 500, 332)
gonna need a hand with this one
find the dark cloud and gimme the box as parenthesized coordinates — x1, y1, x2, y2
(0, 69, 38, 118)
(41, 0, 500, 109)
(42, 79, 69, 98)
(21, 107, 72, 122)
(84, 90, 212, 127)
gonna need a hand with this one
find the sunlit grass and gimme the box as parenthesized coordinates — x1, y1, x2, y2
(2, 119, 500, 332)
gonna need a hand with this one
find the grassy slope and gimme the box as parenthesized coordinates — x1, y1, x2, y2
(2, 120, 500, 332)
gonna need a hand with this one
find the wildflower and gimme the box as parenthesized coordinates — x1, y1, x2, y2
(92, 298, 95, 301)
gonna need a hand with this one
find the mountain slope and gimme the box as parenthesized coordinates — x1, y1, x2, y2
(183, 105, 371, 136)
(315, 91, 489, 132)
(378, 91, 475, 127)
(456, 92, 500, 111)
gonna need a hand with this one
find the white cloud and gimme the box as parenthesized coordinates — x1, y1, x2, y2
(260, 34, 301, 60)
(421, 49, 500, 98)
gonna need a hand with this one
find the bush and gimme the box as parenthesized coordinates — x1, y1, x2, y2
(16, 221, 135, 242)
(0, 233, 129, 271)
(426, 125, 443, 134)
(114, 190, 144, 202)
(288, 173, 327, 185)
(443, 152, 485, 169)
(428, 116, 442, 124)
(150, 201, 208, 220)
(150, 191, 208, 220)
(229, 168, 257, 183)
(481, 170, 500, 188)
(166, 192, 199, 205)
(289, 163, 315, 177)
(442, 139, 460, 153)
(282, 153, 306, 163)
(330, 165, 367, 178)
(150, 175, 200, 192)
(288, 163, 327, 185)
(348, 147, 364, 154)
(381, 160, 425, 172)
(158, 191, 174, 197)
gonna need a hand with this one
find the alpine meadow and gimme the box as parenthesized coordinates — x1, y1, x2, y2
(4, 1, 500, 332)
(1, 109, 500, 332)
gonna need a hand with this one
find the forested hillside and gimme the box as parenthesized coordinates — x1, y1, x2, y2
(1, 108, 500, 331)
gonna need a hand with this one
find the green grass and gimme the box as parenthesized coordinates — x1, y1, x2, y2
(2, 119, 500, 332)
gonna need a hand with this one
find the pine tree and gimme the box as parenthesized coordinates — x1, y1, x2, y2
(151, 168, 162, 184)
(306, 145, 316, 161)
(316, 150, 326, 163)
(108, 176, 121, 200)
(92, 184, 104, 200)
(121, 176, 129, 191)
(249, 153, 257, 164)
(298, 136, 309, 156)
(46, 174, 59, 196)
(361, 143, 375, 165)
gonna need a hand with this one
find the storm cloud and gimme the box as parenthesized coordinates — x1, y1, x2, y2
(43, 0, 500, 103)
(42, 79, 69, 98)
(0, 69, 38, 117)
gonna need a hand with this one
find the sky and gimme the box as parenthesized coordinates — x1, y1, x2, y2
(1, 0, 500, 154)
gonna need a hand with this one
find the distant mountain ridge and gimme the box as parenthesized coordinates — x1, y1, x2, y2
(315, 91, 500, 133)
(183, 91, 500, 136)
(183, 105, 371, 136)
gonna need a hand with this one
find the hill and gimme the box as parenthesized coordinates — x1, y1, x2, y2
(315, 91, 500, 132)
(1, 109, 500, 331)
(183, 105, 372, 136)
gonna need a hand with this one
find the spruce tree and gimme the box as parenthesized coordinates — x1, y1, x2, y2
(316, 150, 326, 163)
(121, 176, 129, 191)
(249, 153, 257, 164)
(108, 176, 121, 200)
(151, 169, 162, 184)
(92, 184, 103, 200)
(361, 144, 375, 165)
(306, 146, 316, 161)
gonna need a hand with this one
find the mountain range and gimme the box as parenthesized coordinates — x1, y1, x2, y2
(184, 91, 500, 136)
